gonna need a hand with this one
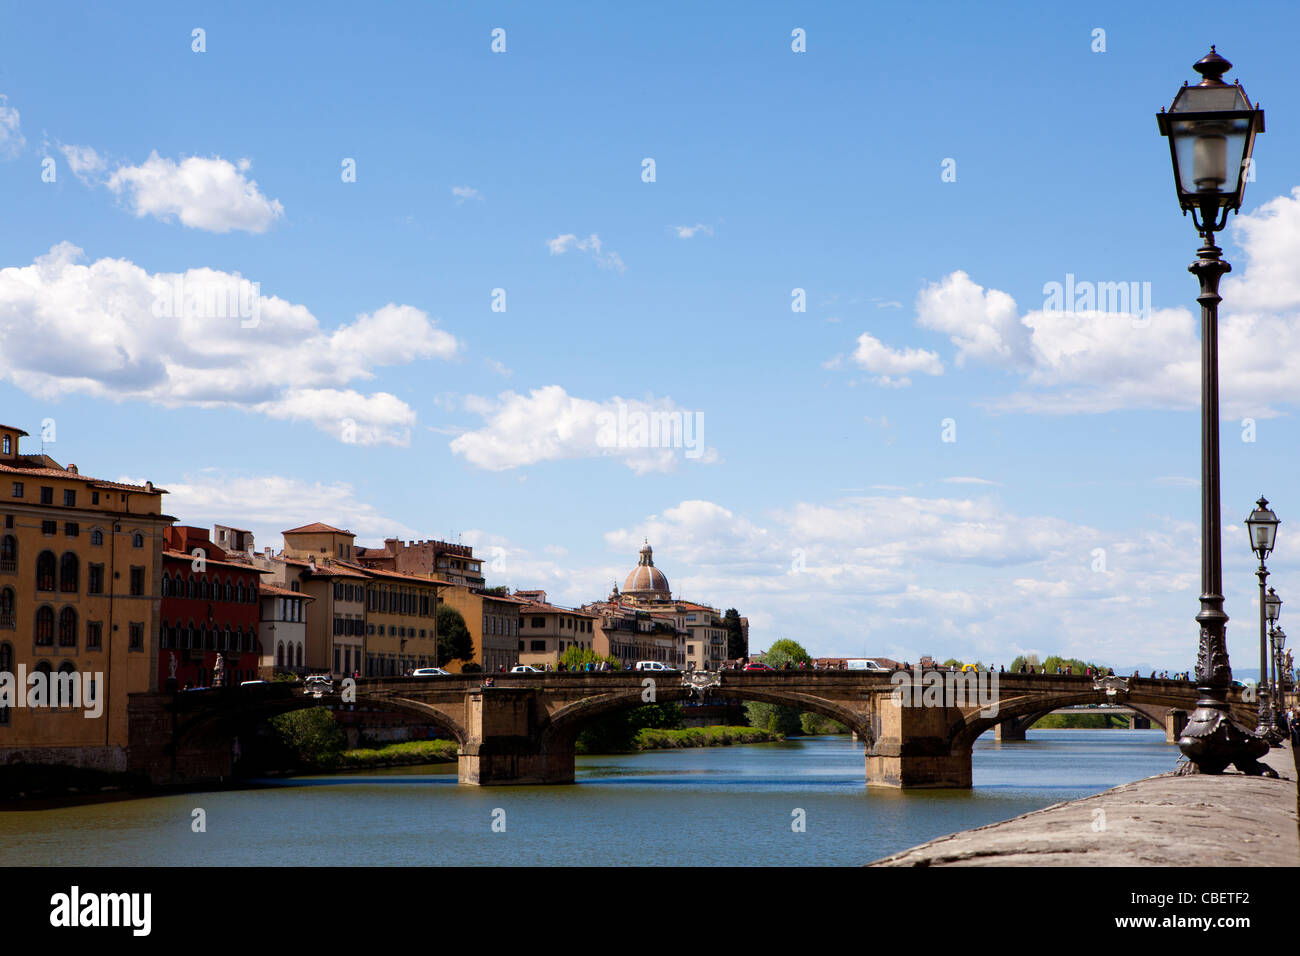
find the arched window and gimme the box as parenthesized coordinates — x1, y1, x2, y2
(236, 582, 245, 604)
(34, 606, 54, 645)
(90, 529, 103, 546)
(225, 579, 233, 602)
(59, 553, 79, 593)
(205, 628, 215, 651)
(276, 642, 284, 667)
(296, 643, 303, 667)
(159, 619, 170, 648)
(56, 661, 76, 707)
(58, 607, 77, 647)
(132, 532, 144, 548)
(187, 577, 197, 599)
(36, 551, 56, 591)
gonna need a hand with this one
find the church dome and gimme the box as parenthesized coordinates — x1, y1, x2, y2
(623, 542, 670, 599)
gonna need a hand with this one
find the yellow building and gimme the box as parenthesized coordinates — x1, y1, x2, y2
(437, 586, 526, 673)
(279, 523, 369, 676)
(362, 567, 441, 675)
(0, 423, 172, 769)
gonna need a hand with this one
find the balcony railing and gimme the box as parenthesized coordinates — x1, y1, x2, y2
(0, 558, 15, 574)
(0, 611, 13, 629)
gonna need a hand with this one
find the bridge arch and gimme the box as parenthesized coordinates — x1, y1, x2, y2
(540, 684, 874, 751)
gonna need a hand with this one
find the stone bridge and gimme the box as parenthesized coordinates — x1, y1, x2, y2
(127, 671, 1247, 789)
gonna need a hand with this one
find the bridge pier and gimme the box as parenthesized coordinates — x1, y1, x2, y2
(458, 688, 574, 786)
(866, 703, 971, 788)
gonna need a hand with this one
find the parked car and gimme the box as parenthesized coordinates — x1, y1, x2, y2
(239, 679, 269, 686)
(844, 659, 891, 673)
(304, 675, 334, 695)
(633, 661, 679, 672)
(742, 662, 775, 671)
(510, 665, 542, 674)
(411, 667, 451, 677)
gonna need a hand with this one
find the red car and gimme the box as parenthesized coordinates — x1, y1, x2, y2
(743, 662, 775, 671)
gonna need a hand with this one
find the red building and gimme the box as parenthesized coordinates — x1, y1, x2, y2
(157, 525, 267, 689)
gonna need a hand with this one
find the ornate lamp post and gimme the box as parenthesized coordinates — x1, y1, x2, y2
(1158, 48, 1274, 775)
(1264, 586, 1283, 738)
(1275, 627, 1289, 721)
(1245, 498, 1280, 739)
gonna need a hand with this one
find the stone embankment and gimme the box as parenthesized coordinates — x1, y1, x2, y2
(871, 743, 1299, 867)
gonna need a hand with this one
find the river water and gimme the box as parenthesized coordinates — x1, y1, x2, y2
(0, 729, 1177, 866)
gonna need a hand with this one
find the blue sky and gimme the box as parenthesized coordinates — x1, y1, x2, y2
(2, 1, 1299, 674)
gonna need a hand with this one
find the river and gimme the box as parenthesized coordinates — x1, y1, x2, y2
(0, 729, 1178, 866)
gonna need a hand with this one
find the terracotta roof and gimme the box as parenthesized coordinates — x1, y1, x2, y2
(0, 460, 166, 494)
(361, 567, 452, 586)
(519, 601, 598, 618)
(283, 522, 353, 535)
(162, 549, 272, 573)
(277, 557, 370, 578)
(260, 583, 315, 600)
(0, 424, 30, 437)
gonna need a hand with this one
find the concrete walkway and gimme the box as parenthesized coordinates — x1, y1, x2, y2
(870, 743, 1299, 867)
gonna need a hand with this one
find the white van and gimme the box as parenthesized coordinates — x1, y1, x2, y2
(845, 659, 890, 673)
(633, 661, 679, 673)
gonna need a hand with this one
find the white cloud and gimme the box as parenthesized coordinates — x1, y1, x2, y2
(153, 472, 419, 549)
(106, 152, 284, 233)
(0, 243, 461, 445)
(56, 143, 107, 184)
(0, 95, 23, 159)
(916, 270, 1029, 367)
(451, 185, 483, 203)
(673, 223, 713, 239)
(449, 385, 717, 474)
(545, 233, 625, 272)
(849, 332, 943, 387)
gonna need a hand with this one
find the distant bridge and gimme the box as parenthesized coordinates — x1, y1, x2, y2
(128, 671, 1237, 789)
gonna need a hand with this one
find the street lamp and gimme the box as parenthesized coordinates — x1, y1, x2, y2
(1158, 48, 1274, 776)
(1265, 588, 1282, 731)
(1245, 497, 1280, 741)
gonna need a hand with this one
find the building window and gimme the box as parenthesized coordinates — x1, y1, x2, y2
(91, 491, 99, 505)
(530, 640, 547, 652)
(1, 436, 7, 455)
(0, 588, 13, 627)
(0, 534, 15, 571)
(86, 622, 103, 652)
(59, 553, 78, 593)
(34, 606, 54, 645)
(58, 607, 77, 647)
(90, 529, 103, 546)
(41, 520, 56, 536)
(129, 566, 144, 596)
(532, 617, 545, 628)
(0, 642, 10, 724)
(40, 487, 53, 505)
(36, 551, 55, 591)
(10, 483, 21, 498)
(132, 533, 143, 548)
(63, 489, 76, 507)
(64, 522, 79, 538)
(129, 622, 143, 650)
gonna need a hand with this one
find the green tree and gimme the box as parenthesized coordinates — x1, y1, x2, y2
(723, 608, 747, 660)
(760, 638, 811, 669)
(559, 646, 619, 670)
(435, 605, 475, 664)
(575, 703, 683, 753)
(745, 701, 803, 736)
(270, 708, 346, 768)
(800, 712, 847, 735)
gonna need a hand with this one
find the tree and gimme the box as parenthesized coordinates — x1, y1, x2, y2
(724, 608, 747, 660)
(760, 638, 811, 669)
(270, 708, 346, 768)
(559, 646, 618, 670)
(435, 605, 474, 664)
(575, 703, 683, 753)
(745, 701, 803, 736)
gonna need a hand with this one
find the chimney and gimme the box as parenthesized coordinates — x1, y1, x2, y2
(308, 556, 317, 572)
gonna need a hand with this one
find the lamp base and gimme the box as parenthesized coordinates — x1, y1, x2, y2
(1178, 701, 1278, 777)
